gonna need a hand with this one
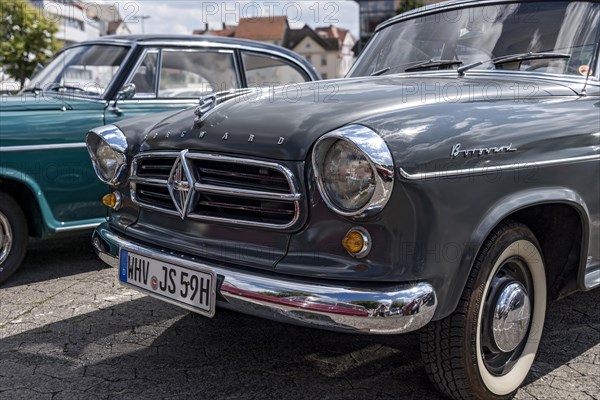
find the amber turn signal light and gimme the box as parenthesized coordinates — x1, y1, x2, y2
(342, 227, 371, 258)
(102, 192, 122, 210)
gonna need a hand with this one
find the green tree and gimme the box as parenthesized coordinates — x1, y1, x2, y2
(0, 0, 59, 87)
(396, 0, 425, 15)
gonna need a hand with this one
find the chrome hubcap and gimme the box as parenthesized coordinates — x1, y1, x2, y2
(0, 211, 13, 265)
(481, 257, 534, 376)
(492, 282, 531, 352)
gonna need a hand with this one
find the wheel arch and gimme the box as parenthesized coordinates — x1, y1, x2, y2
(0, 168, 57, 237)
(438, 187, 590, 319)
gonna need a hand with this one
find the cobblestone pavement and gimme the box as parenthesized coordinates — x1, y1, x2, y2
(0, 234, 598, 400)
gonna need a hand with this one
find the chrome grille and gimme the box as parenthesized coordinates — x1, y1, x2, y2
(130, 152, 302, 229)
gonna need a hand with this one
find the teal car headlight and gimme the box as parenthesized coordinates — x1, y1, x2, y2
(86, 125, 128, 186)
(312, 125, 394, 218)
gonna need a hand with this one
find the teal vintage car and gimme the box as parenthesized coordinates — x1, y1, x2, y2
(0, 35, 320, 283)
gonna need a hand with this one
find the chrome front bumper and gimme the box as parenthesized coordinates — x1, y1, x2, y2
(92, 223, 437, 335)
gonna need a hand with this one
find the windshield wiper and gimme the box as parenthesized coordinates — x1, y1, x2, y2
(457, 52, 571, 75)
(21, 88, 43, 94)
(404, 59, 463, 72)
(47, 84, 88, 94)
(371, 67, 391, 76)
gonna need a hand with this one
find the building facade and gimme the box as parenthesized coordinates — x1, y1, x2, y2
(30, 0, 130, 47)
(196, 18, 356, 79)
(31, 0, 100, 46)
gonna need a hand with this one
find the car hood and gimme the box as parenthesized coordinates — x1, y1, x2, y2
(137, 74, 577, 161)
(0, 93, 106, 112)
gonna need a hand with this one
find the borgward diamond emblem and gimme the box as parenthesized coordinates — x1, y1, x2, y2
(167, 150, 196, 219)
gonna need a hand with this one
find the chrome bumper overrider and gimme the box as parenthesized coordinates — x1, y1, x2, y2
(92, 223, 437, 334)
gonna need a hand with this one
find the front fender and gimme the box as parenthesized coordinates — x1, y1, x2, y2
(439, 187, 590, 319)
(0, 166, 104, 235)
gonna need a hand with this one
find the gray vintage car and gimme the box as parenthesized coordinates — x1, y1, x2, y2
(87, 1, 600, 399)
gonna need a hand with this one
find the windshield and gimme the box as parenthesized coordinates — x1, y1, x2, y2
(24, 44, 130, 97)
(350, 1, 600, 77)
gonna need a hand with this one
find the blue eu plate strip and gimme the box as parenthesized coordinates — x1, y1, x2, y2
(120, 250, 128, 283)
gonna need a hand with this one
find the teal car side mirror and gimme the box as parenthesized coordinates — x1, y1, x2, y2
(111, 83, 136, 115)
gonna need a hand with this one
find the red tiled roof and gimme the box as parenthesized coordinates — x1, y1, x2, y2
(234, 16, 288, 41)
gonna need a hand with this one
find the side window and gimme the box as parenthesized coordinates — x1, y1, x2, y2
(158, 50, 238, 98)
(242, 52, 310, 87)
(128, 50, 158, 98)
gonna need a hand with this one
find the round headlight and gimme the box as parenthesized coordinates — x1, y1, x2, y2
(95, 141, 118, 181)
(322, 140, 376, 211)
(313, 125, 394, 218)
(86, 125, 128, 186)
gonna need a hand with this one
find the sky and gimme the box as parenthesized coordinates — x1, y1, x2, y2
(99, 1, 360, 39)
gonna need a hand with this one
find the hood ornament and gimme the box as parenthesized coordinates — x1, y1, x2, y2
(194, 95, 217, 122)
(193, 88, 259, 129)
(167, 150, 197, 219)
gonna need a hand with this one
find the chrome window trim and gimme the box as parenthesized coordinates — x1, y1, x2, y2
(156, 49, 163, 97)
(139, 41, 316, 79)
(312, 125, 395, 218)
(130, 151, 303, 230)
(123, 48, 160, 98)
(157, 48, 240, 94)
(240, 50, 312, 83)
(0, 143, 87, 152)
(399, 154, 600, 181)
(86, 124, 128, 186)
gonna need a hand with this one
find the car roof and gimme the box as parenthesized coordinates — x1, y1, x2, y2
(81, 34, 297, 56)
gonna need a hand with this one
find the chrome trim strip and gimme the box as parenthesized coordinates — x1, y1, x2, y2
(119, 99, 197, 105)
(129, 177, 168, 187)
(55, 222, 101, 232)
(400, 154, 600, 181)
(194, 183, 302, 202)
(93, 223, 438, 335)
(130, 151, 303, 230)
(0, 143, 87, 152)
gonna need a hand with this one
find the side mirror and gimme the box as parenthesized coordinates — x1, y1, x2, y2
(111, 83, 136, 114)
(118, 83, 136, 100)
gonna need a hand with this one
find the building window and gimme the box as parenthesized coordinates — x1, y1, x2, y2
(306, 55, 312, 63)
(306, 43, 311, 49)
(322, 73, 328, 79)
(59, 16, 84, 31)
(321, 56, 327, 66)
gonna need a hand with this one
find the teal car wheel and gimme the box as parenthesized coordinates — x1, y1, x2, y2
(0, 192, 28, 285)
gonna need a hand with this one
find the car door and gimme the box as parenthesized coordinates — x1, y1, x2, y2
(104, 47, 241, 125)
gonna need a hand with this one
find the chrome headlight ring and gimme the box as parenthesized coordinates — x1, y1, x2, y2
(312, 125, 394, 218)
(86, 124, 128, 186)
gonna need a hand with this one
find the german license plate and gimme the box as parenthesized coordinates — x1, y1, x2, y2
(119, 250, 216, 317)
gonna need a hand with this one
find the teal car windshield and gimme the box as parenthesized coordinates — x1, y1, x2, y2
(24, 44, 130, 97)
(349, 1, 600, 77)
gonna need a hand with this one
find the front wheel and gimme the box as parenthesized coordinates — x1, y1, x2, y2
(0, 192, 28, 285)
(421, 221, 547, 399)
